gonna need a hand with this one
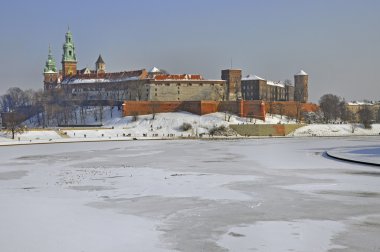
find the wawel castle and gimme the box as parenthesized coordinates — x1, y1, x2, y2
(44, 29, 308, 103)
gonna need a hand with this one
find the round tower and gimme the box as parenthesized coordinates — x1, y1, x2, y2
(43, 45, 58, 90)
(62, 28, 77, 77)
(294, 70, 308, 103)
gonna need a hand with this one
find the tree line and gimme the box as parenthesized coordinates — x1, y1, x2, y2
(0, 87, 121, 138)
(317, 93, 379, 128)
(1, 87, 379, 138)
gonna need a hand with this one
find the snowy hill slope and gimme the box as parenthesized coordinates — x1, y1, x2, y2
(1, 107, 379, 144)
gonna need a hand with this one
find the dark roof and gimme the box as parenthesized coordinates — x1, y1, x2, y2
(96, 54, 105, 64)
(60, 69, 148, 84)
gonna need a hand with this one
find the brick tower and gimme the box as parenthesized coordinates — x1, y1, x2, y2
(294, 70, 308, 103)
(43, 45, 58, 90)
(221, 69, 242, 101)
(61, 28, 77, 77)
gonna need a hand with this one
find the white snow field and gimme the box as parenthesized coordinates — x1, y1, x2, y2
(1, 137, 380, 251)
(1, 108, 379, 145)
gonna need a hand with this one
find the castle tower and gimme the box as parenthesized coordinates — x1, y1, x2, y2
(294, 70, 308, 103)
(95, 54, 106, 74)
(62, 28, 77, 77)
(221, 69, 242, 101)
(43, 46, 58, 90)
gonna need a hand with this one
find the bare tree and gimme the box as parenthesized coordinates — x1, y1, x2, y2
(278, 103, 284, 119)
(131, 111, 139, 122)
(150, 102, 159, 120)
(130, 82, 144, 101)
(268, 102, 274, 117)
(3, 112, 26, 139)
(213, 85, 226, 101)
(376, 107, 380, 123)
(358, 105, 374, 129)
(284, 79, 292, 86)
(319, 94, 341, 123)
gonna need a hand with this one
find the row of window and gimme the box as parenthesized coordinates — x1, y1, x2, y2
(154, 83, 218, 87)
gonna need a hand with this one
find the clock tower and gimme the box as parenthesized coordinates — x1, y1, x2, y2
(61, 28, 77, 77)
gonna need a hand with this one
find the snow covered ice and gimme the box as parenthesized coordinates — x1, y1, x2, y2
(1, 137, 380, 251)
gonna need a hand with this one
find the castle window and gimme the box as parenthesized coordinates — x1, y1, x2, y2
(69, 50, 72, 56)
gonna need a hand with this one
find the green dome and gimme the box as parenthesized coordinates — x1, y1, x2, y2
(62, 28, 77, 62)
(44, 46, 57, 73)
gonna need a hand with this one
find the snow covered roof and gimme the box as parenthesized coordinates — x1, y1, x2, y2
(153, 74, 203, 81)
(242, 74, 265, 81)
(267, 80, 285, 88)
(61, 69, 146, 85)
(295, 70, 308, 76)
(61, 76, 140, 84)
(149, 67, 161, 73)
(44, 70, 57, 74)
(347, 101, 373, 106)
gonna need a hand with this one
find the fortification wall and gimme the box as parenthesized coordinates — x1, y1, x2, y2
(122, 100, 266, 120)
(265, 102, 318, 118)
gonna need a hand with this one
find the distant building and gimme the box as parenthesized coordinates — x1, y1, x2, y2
(241, 74, 295, 102)
(43, 29, 310, 105)
(346, 101, 380, 122)
(146, 74, 225, 101)
(43, 29, 226, 102)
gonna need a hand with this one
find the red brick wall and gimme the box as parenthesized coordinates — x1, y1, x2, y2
(123, 101, 266, 120)
(122, 100, 317, 121)
(123, 101, 182, 116)
(123, 100, 267, 120)
(241, 101, 266, 120)
(265, 102, 318, 118)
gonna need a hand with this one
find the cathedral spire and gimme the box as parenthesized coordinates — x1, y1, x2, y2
(44, 45, 57, 73)
(96, 54, 106, 74)
(62, 27, 77, 76)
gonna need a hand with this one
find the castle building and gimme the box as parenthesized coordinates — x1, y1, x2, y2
(43, 29, 309, 105)
(241, 75, 295, 102)
(241, 70, 308, 103)
(43, 29, 226, 102)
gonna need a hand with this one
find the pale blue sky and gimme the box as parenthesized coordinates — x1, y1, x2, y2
(0, 0, 379, 102)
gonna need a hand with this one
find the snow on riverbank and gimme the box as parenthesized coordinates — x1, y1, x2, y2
(292, 124, 380, 137)
(0, 111, 295, 144)
(1, 109, 379, 144)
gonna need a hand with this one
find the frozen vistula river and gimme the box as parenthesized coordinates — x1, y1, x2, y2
(0, 137, 380, 252)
